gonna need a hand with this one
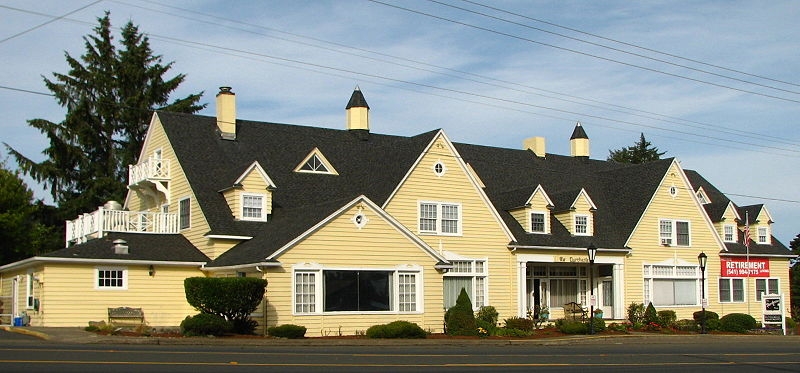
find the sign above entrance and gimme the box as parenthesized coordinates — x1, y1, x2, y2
(720, 258, 770, 277)
(555, 256, 589, 263)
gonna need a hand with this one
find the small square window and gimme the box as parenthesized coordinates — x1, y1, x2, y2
(531, 212, 546, 233)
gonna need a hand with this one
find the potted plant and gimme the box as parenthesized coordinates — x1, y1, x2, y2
(594, 308, 604, 319)
(538, 305, 550, 320)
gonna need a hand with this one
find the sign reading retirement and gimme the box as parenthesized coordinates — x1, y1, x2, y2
(720, 258, 770, 277)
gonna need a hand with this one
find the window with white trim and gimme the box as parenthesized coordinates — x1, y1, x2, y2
(241, 193, 267, 221)
(292, 268, 420, 314)
(719, 278, 745, 302)
(179, 198, 190, 230)
(755, 278, 779, 301)
(574, 214, 590, 235)
(530, 212, 546, 233)
(659, 219, 690, 246)
(443, 259, 487, 309)
(643, 264, 699, 306)
(26, 273, 34, 309)
(96, 267, 127, 289)
(723, 224, 735, 242)
(757, 227, 769, 244)
(418, 202, 461, 235)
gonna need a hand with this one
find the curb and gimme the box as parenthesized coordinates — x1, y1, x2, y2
(0, 326, 50, 341)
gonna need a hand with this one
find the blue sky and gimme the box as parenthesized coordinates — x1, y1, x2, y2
(1, 1, 799, 245)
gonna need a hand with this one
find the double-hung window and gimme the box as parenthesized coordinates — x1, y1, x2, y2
(723, 225, 736, 242)
(659, 219, 690, 246)
(241, 193, 266, 221)
(757, 227, 769, 244)
(643, 264, 699, 306)
(530, 212, 546, 233)
(443, 259, 487, 309)
(574, 214, 590, 235)
(755, 278, 779, 301)
(719, 278, 745, 302)
(179, 198, 191, 230)
(418, 202, 461, 235)
(293, 268, 421, 314)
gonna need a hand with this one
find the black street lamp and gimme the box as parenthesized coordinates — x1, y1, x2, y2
(698, 252, 707, 334)
(587, 243, 598, 335)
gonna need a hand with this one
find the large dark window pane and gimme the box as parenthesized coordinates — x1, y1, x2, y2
(323, 270, 391, 312)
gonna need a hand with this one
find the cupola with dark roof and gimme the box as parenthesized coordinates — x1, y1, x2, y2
(346, 86, 370, 132)
(570, 122, 590, 157)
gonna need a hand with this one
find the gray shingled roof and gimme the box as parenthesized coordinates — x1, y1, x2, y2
(41, 232, 208, 263)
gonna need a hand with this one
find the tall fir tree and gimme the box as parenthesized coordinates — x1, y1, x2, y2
(607, 133, 666, 164)
(789, 234, 800, 319)
(5, 12, 204, 220)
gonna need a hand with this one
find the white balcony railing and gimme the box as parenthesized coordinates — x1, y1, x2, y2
(128, 156, 170, 186)
(66, 207, 179, 246)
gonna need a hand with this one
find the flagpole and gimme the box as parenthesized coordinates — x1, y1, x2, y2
(745, 211, 750, 316)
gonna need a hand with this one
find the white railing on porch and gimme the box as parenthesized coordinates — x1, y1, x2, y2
(128, 156, 171, 186)
(65, 207, 179, 246)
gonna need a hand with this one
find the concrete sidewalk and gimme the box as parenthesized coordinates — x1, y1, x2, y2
(2, 325, 797, 346)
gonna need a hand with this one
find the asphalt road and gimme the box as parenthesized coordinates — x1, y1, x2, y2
(1, 336, 799, 373)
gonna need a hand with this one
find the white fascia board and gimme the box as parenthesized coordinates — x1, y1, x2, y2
(205, 234, 253, 240)
(203, 262, 281, 272)
(0, 256, 206, 272)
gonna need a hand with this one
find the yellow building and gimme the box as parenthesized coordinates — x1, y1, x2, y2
(0, 87, 793, 334)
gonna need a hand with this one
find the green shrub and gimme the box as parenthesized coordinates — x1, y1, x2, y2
(627, 302, 645, 324)
(786, 317, 797, 330)
(719, 313, 757, 333)
(643, 302, 659, 324)
(556, 319, 588, 334)
(184, 277, 268, 334)
(445, 288, 477, 336)
(504, 316, 534, 332)
(267, 324, 307, 339)
(180, 313, 232, 336)
(675, 319, 697, 332)
(476, 319, 497, 335)
(476, 306, 499, 326)
(494, 328, 532, 337)
(657, 310, 677, 328)
(588, 317, 606, 332)
(693, 310, 720, 331)
(366, 321, 427, 339)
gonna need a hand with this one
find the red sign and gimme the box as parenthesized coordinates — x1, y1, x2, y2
(720, 258, 770, 277)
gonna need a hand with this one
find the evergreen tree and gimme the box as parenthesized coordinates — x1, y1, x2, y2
(607, 133, 666, 164)
(789, 234, 800, 319)
(4, 12, 204, 219)
(0, 160, 60, 265)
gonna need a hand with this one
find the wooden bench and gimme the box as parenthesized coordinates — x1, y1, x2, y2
(563, 302, 587, 321)
(108, 307, 144, 326)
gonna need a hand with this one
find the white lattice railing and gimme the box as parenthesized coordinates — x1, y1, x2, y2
(128, 156, 171, 186)
(65, 207, 178, 246)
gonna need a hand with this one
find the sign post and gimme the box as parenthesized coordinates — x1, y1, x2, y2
(762, 293, 786, 335)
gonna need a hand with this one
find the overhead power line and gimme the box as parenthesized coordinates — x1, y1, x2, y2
(0, 0, 102, 44)
(368, 0, 800, 104)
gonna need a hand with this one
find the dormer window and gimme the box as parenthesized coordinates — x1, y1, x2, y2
(757, 227, 769, 244)
(530, 212, 546, 233)
(242, 193, 267, 221)
(574, 214, 590, 236)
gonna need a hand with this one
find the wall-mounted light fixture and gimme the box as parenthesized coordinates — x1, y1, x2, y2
(148, 265, 155, 277)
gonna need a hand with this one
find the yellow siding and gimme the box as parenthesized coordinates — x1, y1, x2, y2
(264, 202, 444, 336)
(383, 134, 516, 322)
(624, 162, 725, 320)
(714, 259, 792, 317)
(510, 208, 527, 232)
(32, 263, 203, 327)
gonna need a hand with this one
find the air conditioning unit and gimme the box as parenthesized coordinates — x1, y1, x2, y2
(661, 238, 671, 246)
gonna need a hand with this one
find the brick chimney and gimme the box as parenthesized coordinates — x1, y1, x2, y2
(216, 86, 236, 140)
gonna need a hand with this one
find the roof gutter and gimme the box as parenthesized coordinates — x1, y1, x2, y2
(508, 245, 631, 254)
(719, 253, 796, 258)
(203, 261, 281, 272)
(0, 257, 207, 272)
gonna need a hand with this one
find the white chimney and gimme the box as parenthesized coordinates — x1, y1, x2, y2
(216, 86, 236, 140)
(523, 137, 546, 158)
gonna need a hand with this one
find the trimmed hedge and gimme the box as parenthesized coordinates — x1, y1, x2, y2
(180, 313, 232, 336)
(719, 313, 757, 333)
(366, 321, 427, 338)
(657, 310, 677, 328)
(693, 310, 720, 331)
(556, 319, 588, 334)
(504, 317, 534, 332)
(268, 324, 307, 339)
(184, 277, 267, 334)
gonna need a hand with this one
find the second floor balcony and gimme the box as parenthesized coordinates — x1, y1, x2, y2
(66, 204, 179, 246)
(129, 156, 171, 186)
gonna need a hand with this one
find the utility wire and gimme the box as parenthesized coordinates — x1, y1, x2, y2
(458, 0, 800, 89)
(114, 0, 798, 147)
(368, 0, 800, 104)
(0, 0, 102, 44)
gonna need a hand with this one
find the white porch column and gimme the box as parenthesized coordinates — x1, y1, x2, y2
(614, 263, 625, 320)
(517, 260, 527, 317)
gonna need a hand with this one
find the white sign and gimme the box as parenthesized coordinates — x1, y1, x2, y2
(761, 293, 786, 335)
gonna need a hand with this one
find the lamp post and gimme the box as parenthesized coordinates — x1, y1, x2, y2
(587, 243, 598, 335)
(698, 252, 707, 334)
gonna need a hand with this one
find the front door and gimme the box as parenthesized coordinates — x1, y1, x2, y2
(600, 278, 613, 318)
